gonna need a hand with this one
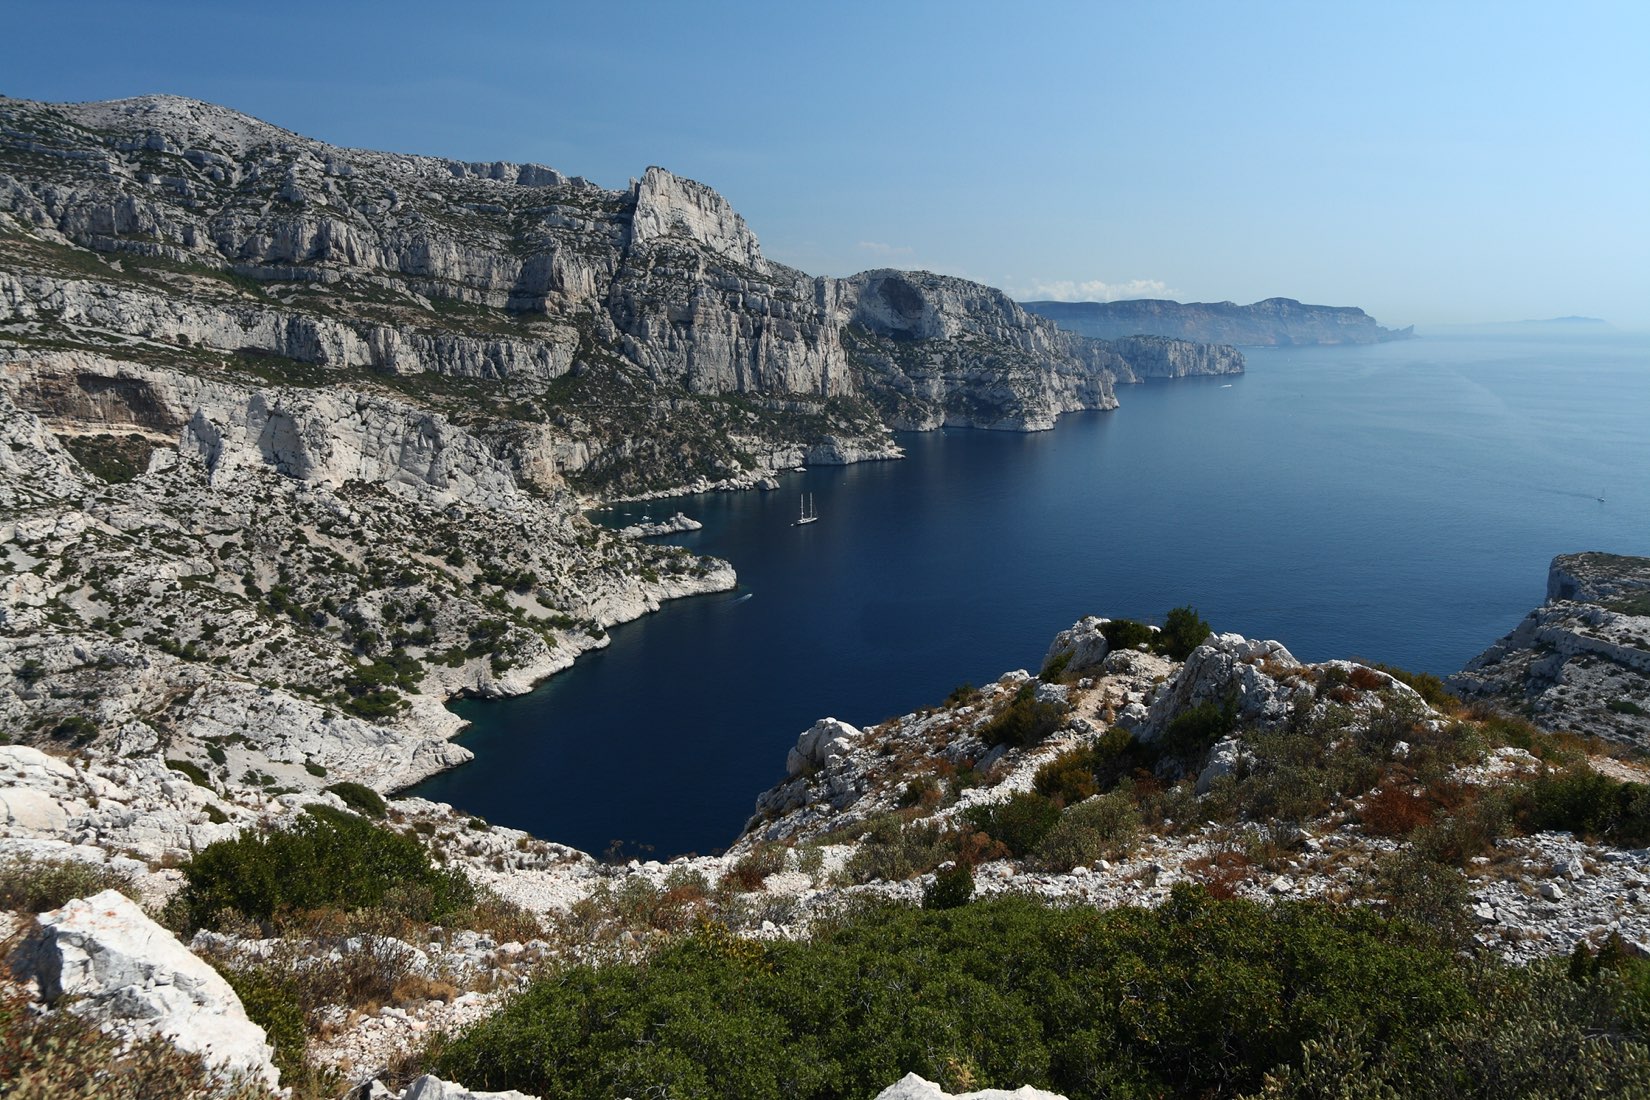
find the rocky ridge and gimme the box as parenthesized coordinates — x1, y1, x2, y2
(1, 94, 1242, 494)
(1453, 552, 1650, 745)
(1023, 297, 1413, 346)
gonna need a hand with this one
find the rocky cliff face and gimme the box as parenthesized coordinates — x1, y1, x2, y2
(1023, 297, 1412, 346)
(1, 94, 1241, 492)
(1453, 553, 1650, 745)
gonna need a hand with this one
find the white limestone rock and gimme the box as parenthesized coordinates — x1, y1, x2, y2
(400, 1075, 541, 1100)
(873, 1072, 1068, 1100)
(1041, 616, 1114, 678)
(16, 889, 279, 1088)
(1196, 736, 1252, 794)
(785, 717, 863, 778)
(1137, 633, 1303, 743)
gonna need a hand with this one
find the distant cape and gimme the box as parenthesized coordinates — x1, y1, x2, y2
(1022, 297, 1414, 346)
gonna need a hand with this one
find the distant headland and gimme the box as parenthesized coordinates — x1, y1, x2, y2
(1022, 297, 1414, 346)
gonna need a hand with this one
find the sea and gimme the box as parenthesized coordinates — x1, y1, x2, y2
(409, 329, 1650, 859)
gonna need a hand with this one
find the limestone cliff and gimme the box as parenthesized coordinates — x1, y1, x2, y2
(1, 94, 1241, 492)
(1023, 297, 1413, 346)
(1453, 553, 1650, 745)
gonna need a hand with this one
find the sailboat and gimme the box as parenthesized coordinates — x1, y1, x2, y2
(792, 492, 818, 526)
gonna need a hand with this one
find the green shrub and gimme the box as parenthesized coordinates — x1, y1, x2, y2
(178, 807, 473, 930)
(1159, 605, 1212, 662)
(923, 864, 975, 910)
(979, 684, 1068, 749)
(0, 856, 137, 912)
(1039, 651, 1073, 683)
(844, 818, 959, 884)
(1514, 765, 1650, 847)
(1363, 847, 1473, 948)
(433, 889, 1481, 1100)
(1033, 747, 1099, 806)
(1160, 698, 1237, 759)
(1370, 662, 1460, 711)
(1033, 792, 1140, 871)
(217, 965, 307, 1086)
(324, 780, 387, 819)
(964, 792, 1062, 857)
(1251, 958, 1650, 1099)
(1100, 618, 1155, 652)
(164, 758, 211, 787)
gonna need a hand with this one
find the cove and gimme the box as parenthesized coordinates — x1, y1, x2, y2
(409, 331, 1650, 859)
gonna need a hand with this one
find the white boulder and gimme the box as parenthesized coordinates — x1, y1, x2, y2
(785, 717, 862, 777)
(1138, 633, 1302, 743)
(1040, 616, 1113, 677)
(873, 1072, 1069, 1099)
(401, 1075, 541, 1100)
(15, 889, 279, 1088)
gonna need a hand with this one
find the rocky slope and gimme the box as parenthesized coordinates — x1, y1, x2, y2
(1453, 552, 1650, 744)
(0, 94, 1242, 495)
(1023, 297, 1413, 346)
(5, 609, 1648, 1097)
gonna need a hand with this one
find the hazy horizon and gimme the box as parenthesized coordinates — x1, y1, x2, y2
(3, 0, 1646, 330)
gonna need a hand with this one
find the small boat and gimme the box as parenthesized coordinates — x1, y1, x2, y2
(792, 492, 819, 526)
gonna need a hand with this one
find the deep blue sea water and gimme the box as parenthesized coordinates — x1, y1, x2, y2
(410, 331, 1650, 858)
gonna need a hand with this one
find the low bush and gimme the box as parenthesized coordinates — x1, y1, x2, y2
(433, 889, 1514, 1100)
(177, 806, 474, 930)
(324, 780, 388, 819)
(923, 864, 975, 910)
(217, 964, 309, 1086)
(978, 684, 1068, 749)
(1100, 617, 1156, 653)
(0, 855, 136, 912)
(844, 817, 961, 884)
(726, 844, 787, 892)
(1039, 651, 1073, 683)
(964, 792, 1062, 858)
(165, 758, 211, 787)
(1160, 698, 1237, 759)
(1159, 605, 1213, 662)
(1033, 747, 1100, 806)
(1513, 764, 1650, 847)
(1033, 792, 1140, 871)
(0, 985, 279, 1099)
(1369, 662, 1460, 711)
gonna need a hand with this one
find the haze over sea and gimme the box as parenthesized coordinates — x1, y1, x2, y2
(411, 330, 1649, 858)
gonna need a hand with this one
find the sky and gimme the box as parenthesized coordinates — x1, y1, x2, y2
(3, 1, 1647, 329)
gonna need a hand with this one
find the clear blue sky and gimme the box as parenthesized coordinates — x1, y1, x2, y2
(4, 1, 1647, 328)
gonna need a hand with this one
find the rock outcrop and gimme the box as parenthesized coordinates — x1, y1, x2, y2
(15, 889, 280, 1087)
(874, 1074, 1068, 1100)
(1, 93, 1242, 492)
(1024, 297, 1413, 346)
(1453, 553, 1650, 745)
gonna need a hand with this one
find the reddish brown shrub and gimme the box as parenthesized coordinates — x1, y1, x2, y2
(1359, 784, 1439, 837)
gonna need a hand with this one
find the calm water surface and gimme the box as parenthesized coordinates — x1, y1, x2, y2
(411, 331, 1650, 857)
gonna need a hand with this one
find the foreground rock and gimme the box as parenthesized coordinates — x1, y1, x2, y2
(14, 888, 279, 1088)
(874, 1074, 1068, 1100)
(1453, 552, 1650, 746)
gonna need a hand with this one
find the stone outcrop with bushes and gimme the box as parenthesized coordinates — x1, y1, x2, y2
(1454, 552, 1650, 744)
(4, 592, 1650, 1097)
